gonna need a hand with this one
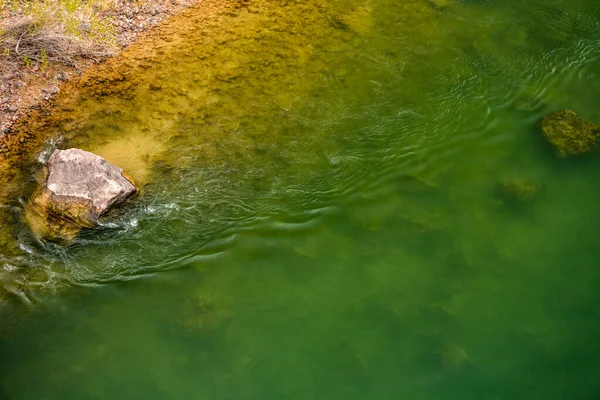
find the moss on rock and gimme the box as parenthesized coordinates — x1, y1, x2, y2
(541, 109, 600, 157)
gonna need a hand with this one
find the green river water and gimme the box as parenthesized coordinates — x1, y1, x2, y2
(2, 0, 600, 398)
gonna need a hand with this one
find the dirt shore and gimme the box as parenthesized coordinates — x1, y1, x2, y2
(0, 0, 196, 135)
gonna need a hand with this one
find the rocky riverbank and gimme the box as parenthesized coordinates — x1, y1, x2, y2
(0, 0, 195, 135)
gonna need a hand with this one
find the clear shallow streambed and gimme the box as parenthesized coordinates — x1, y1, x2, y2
(2, 0, 600, 398)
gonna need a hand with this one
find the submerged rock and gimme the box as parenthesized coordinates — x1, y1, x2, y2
(178, 292, 229, 336)
(26, 148, 137, 240)
(497, 179, 542, 203)
(439, 344, 471, 369)
(541, 109, 600, 157)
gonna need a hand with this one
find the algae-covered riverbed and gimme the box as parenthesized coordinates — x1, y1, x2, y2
(2, 0, 600, 398)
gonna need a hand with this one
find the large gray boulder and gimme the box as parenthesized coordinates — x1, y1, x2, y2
(27, 148, 137, 240)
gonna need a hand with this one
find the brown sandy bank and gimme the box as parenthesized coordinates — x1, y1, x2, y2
(0, 0, 198, 134)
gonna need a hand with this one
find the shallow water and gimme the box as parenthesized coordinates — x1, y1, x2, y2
(2, 0, 600, 398)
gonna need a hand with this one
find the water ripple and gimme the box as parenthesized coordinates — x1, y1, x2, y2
(2, 0, 600, 303)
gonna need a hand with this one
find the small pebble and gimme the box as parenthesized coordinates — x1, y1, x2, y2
(8, 105, 18, 112)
